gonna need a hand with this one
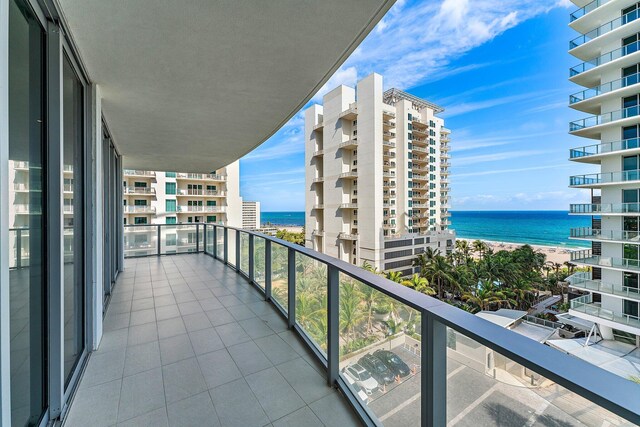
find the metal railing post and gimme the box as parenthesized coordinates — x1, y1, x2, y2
(287, 247, 296, 328)
(327, 265, 339, 386)
(235, 230, 241, 272)
(249, 234, 255, 282)
(265, 240, 272, 301)
(202, 224, 207, 254)
(223, 227, 228, 264)
(157, 225, 161, 256)
(213, 226, 217, 258)
(196, 223, 200, 253)
(16, 229, 22, 269)
(422, 312, 447, 427)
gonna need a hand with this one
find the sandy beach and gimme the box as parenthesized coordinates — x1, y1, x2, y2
(458, 238, 577, 264)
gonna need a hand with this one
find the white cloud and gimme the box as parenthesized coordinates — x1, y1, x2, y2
(311, 66, 359, 102)
(242, 133, 303, 161)
(455, 163, 569, 177)
(341, 0, 564, 90)
(454, 149, 548, 167)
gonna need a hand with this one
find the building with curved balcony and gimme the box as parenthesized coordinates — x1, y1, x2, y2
(569, 0, 640, 346)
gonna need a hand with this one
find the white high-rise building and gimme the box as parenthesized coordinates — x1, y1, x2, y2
(122, 162, 242, 255)
(304, 73, 455, 275)
(568, 0, 640, 347)
(242, 200, 261, 229)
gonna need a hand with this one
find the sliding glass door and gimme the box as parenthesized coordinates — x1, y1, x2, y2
(62, 54, 85, 387)
(8, 0, 47, 424)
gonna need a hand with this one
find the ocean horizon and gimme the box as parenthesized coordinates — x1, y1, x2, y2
(262, 210, 590, 248)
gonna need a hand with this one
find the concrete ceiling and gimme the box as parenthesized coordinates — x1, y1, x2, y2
(58, 0, 395, 172)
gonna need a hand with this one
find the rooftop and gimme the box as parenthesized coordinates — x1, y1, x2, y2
(382, 88, 445, 114)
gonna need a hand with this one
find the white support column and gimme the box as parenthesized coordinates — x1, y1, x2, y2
(0, 0, 11, 424)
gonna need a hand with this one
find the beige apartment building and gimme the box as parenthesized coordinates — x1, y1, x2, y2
(567, 0, 640, 347)
(122, 162, 241, 255)
(304, 73, 454, 275)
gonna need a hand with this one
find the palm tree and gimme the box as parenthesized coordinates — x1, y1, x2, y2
(360, 283, 382, 333)
(413, 247, 440, 274)
(422, 255, 456, 299)
(455, 240, 472, 263)
(361, 261, 379, 274)
(472, 240, 488, 259)
(402, 274, 435, 296)
(463, 281, 514, 312)
(339, 282, 364, 349)
(385, 270, 404, 283)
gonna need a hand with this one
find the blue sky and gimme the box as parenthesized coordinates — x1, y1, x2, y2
(239, 0, 591, 212)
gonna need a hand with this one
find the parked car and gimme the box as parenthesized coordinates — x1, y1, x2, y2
(344, 372, 369, 404)
(358, 353, 394, 385)
(373, 349, 411, 377)
(343, 364, 379, 394)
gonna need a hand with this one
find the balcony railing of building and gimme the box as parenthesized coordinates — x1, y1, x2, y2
(312, 176, 324, 183)
(569, 169, 640, 186)
(570, 105, 640, 132)
(382, 141, 395, 148)
(570, 0, 612, 22)
(124, 205, 156, 214)
(176, 173, 227, 180)
(124, 186, 156, 195)
(568, 271, 640, 301)
(571, 249, 640, 273)
(570, 40, 640, 77)
(124, 169, 156, 177)
(339, 171, 358, 179)
(338, 138, 358, 149)
(570, 72, 640, 105)
(570, 137, 640, 159)
(113, 224, 640, 426)
(177, 205, 226, 213)
(571, 293, 640, 329)
(176, 188, 224, 196)
(570, 8, 640, 49)
(570, 202, 640, 214)
(570, 227, 640, 243)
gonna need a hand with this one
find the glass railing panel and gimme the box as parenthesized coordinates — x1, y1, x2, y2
(570, 9, 640, 49)
(570, 0, 611, 22)
(445, 327, 634, 426)
(271, 242, 289, 312)
(239, 231, 249, 275)
(295, 252, 328, 355)
(205, 225, 214, 254)
(124, 225, 158, 257)
(215, 226, 224, 258)
(570, 41, 640, 76)
(170, 224, 199, 254)
(8, 228, 31, 269)
(254, 236, 266, 289)
(338, 273, 421, 425)
(227, 228, 237, 267)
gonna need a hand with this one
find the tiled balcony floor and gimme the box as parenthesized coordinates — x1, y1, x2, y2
(63, 254, 361, 427)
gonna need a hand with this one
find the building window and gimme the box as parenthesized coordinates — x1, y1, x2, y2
(166, 217, 177, 225)
(408, 113, 412, 120)
(166, 233, 177, 246)
(134, 217, 148, 225)
(207, 185, 216, 191)
(134, 181, 147, 188)
(166, 182, 176, 195)
(166, 172, 176, 178)
(408, 123, 413, 130)
(207, 200, 217, 206)
(166, 199, 177, 212)
(134, 199, 147, 206)
(207, 216, 217, 223)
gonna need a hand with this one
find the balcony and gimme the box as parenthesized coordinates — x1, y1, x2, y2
(313, 120, 324, 131)
(383, 151, 395, 158)
(339, 203, 357, 209)
(412, 145, 427, 153)
(338, 171, 358, 180)
(568, 272, 640, 301)
(570, 137, 640, 163)
(570, 40, 640, 87)
(570, 72, 640, 114)
(569, 105, 640, 138)
(382, 131, 395, 140)
(312, 229, 325, 237)
(124, 186, 156, 195)
(382, 110, 395, 118)
(411, 117, 427, 127)
(176, 173, 226, 181)
(570, 202, 640, 215)
(124, 205, 156, 214)
(339, 102, 357, 120)
(313, 149, 324, 157)
(312, 204, 324, 210)
(569, 169, 640, 188)
(570, 294, 640, 332)
(382, 140, 395, 148)
(569, 8, 640, 61)
(570, 227, 640, 244)
(412, 174, 428, 182)
(338, 138, 358, 150)
(412, 126, 428, 137)
(571, 249, 640, 273)
(382, 119, 395, 129)
(337, 232, 358, 240)
(124, 169, 156, 178)
(312, 177, 324, 184)
(177, 206, 226, 213)
(177, 189, 224, 196)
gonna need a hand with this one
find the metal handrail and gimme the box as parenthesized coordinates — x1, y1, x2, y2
(570, 137, 640, 158)
(570, 104, 640, 132)
(120, 223, 640, 425)
(570, 8, 640, 49)
(570, 0, 612, 22)
(570, 202, 640, 214)
(570, 40, 640, 77)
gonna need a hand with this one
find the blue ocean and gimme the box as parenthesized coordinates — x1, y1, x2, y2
(262, 210, 591, 248)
